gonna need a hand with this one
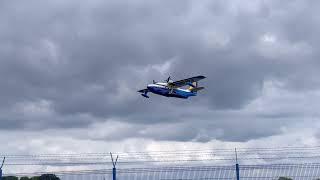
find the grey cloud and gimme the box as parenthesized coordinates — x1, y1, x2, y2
(0, 0, 320, 142)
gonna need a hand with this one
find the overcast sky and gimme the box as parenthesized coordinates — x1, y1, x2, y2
(1, 0, 320, 173)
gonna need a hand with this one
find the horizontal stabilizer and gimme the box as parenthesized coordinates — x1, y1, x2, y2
(141, 94, 149, 98)
(191, 87, 204, 92)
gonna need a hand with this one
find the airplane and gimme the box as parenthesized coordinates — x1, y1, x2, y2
(138, 75, 206, 99)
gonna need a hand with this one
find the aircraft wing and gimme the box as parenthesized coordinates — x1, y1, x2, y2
(169, 75, 206, 88)
(137, 89, 149, 93)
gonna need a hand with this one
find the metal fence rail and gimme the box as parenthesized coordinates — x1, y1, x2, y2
(4, 164, 319, 180)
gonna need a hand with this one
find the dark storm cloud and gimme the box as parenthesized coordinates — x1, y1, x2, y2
(1, 0, 320, 142)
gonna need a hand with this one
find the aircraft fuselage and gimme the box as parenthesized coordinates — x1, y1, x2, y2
(147, 83, 196, 99)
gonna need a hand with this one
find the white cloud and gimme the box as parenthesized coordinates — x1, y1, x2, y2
(257, 33, 313, 60)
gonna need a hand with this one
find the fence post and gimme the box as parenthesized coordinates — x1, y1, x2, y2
(112, 167, 116, 180)
(0, 157, 5, 180)
(110, 153, 118, 180)
(235, 148, 240, 180)
(236, 163, 240, 180)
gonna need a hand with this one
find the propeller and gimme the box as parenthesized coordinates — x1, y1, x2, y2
(166, 76, 174, 94)
(166, 76, 171, 83)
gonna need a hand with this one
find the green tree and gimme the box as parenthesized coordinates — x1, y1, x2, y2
(2, 176, 19, 180)
(278, 177, 293, 180)
(39, 174, 60, 180)
(30, 176, 40, 180)
(20, 177, 30, 180)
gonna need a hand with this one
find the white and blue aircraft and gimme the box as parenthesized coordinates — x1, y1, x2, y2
(138, 75, 206, 99)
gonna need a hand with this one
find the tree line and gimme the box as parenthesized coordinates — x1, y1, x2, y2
(2, 174, 60, 180)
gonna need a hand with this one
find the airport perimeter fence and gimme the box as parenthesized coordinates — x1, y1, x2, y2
(26, 164, 320, 180)
(2, 146, 320, 179)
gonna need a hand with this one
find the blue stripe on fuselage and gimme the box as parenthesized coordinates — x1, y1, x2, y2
(147, 85, 196, 99)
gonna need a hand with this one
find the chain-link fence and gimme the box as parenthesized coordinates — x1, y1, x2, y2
(3, 164, 320, 180)
(54, 164, 320, 180)
(2, 147, 320, 179)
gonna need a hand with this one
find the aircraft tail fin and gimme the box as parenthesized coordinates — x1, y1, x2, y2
(188, 82, 197, 90)
(187, 82, 204, 92)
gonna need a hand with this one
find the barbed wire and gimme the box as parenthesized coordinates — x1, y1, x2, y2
(2, 145, 320, 157)
(3, 155, 320, 166)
